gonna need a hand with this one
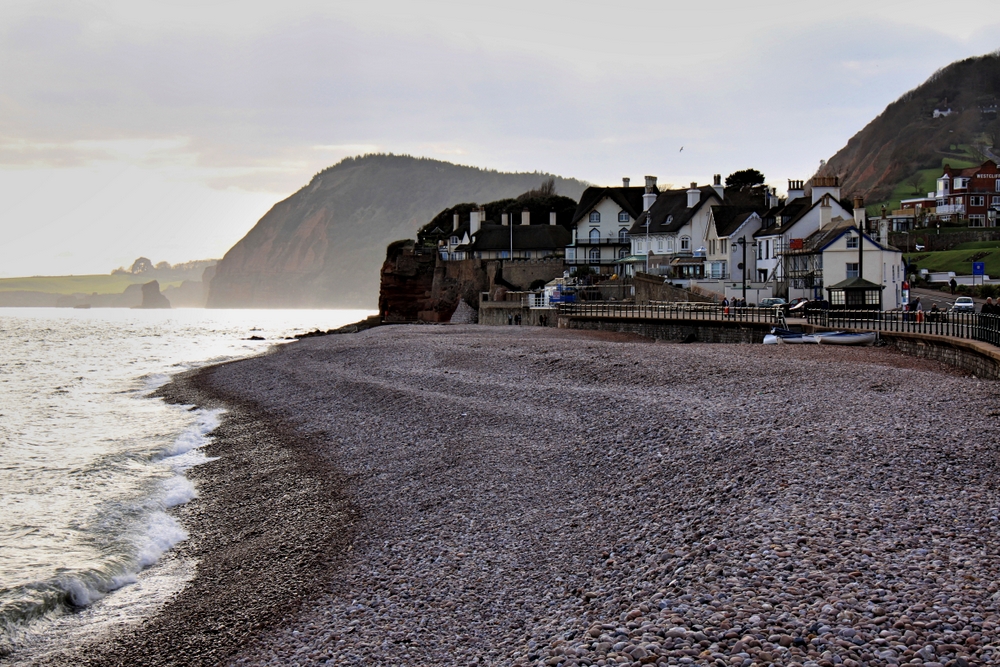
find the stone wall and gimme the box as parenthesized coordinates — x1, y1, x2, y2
(881, 332, 1000, 380)
(479, 302, 557, 327)
(890, 228, 1000, 252)
(487, 259, 566, 291)
(634, 273, 717, 305)
(559, 316, 769, 344)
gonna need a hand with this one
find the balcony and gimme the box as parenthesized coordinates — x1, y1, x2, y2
(936, 204, 966, 216)
(575, 235, 631, 246)
(565, 257, 629, 265)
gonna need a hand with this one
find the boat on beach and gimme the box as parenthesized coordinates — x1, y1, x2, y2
(764, 328, 876, 346)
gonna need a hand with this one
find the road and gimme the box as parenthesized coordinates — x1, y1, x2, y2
(910, 285, 987, 311)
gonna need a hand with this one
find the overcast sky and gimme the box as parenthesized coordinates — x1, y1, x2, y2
(1, 0, 998, 277)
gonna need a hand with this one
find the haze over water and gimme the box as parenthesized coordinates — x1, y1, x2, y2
(0, 308, 373, 660)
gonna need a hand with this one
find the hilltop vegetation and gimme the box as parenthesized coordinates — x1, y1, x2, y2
(208, 154, 587, 308)
(819, 51, 1000, 205)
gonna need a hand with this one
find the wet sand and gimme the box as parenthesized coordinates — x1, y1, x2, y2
(33, 325, 1000, 666)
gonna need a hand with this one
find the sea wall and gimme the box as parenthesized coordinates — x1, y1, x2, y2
(634, 273, 716, 305)
(479, 302, 557, 327)
(880, 332, 1000, 380)
(559, 316, 770, 343)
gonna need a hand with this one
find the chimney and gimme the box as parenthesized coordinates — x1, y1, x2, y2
(819, 193, 832, 228)
(453, 212, 459, 231)
(643, 175, 658, 211)
(853, 196, 866, 229)
(768, 187, 779, 209)
(712, 174, 724, 199)
(623, 177, 630, 188)
(549, 211, 557, 226)
(502, 213, 509, 226)
(788, 179, 805, 201)
(470, 208, 481, 236)
(812, 176, 841, 204)
(687, 182, 700, 208)
(521, 209, 530, 226)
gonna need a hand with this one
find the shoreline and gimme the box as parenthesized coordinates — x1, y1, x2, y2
(55, 359, 358, 667)
(25, 325, 1000, 665)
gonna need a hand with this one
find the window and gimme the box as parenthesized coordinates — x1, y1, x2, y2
(589, 228, 601, 243)
(846, 235, 858, 249)
(618, 211, 630, 222)
(450, 236, 459, 245)
(970, 214, 986, 227)
(666, 239, 674, 252)
(618, 228, 629, 243)
(846, 262, 859, 278)
(500, 250, 510, 259)
(680, 236, 691, 251)
(996, 180, 1000, 192)
(618, 247, 629, 259)
(566, 247, 576, 260)
(589, 211, 601, 223)
(657, 238, 664, 251)
(588, 247, 601, 261)
(666, 215, 673, 224)
(992, 196, 1000, 206)
(972, 196, 986, 206)
(709, 239, 715, 255)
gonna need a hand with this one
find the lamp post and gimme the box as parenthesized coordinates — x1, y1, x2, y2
(732, 237, 748, 303)
(645, 213, 650, 274)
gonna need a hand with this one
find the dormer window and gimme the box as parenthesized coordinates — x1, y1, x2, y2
(589, 211, 601, 223)
(450, 236, 459, 245)
(666, 215, 673, 224)
(618, 211, 630, 222)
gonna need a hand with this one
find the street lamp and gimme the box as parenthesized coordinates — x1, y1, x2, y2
(732, 237, 748, 303)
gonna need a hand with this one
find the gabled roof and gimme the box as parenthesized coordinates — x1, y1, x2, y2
(571, 186, 648, 225)
(753, 196, 855, 238)
(627, 186, 720, 236)
(471, 224, 571, 251)
(784, 217, 901, 255)
(827, 277, 884, 290)
(710, 206, 761, 238)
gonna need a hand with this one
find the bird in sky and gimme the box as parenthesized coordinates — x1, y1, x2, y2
(679, 146, 684, 152)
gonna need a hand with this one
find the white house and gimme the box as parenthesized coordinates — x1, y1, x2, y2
(754, 177, 855, 291)
(627, 175, 725, 280)
(566, 178, 646, 274)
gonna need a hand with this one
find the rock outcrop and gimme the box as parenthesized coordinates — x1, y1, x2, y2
(138, 281, 171, 309)
(207, 155, 586, 309)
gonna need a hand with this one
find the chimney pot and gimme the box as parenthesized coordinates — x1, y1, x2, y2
(642, 176, 658, 211)
(644, 175, 657, 193)
(623, 177, 630, 188)
(549, 211, 557, 226)
(713, 174, 721, 186)
(521, 209, 530, 226)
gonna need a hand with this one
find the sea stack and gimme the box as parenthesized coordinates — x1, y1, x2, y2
(138, 280, 171, 309)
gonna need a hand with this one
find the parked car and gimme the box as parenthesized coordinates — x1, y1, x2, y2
(759, 297, 787, 308)
(951, 296, 976, 313)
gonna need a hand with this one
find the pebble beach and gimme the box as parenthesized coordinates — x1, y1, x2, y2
(41, 325, 1000, 666)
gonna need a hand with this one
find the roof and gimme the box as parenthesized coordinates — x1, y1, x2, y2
(753, 195, 855, 239)
(784, 217, 901, 255)
(710, 206, 760, 238)
(470, 224, 571, 251)
(670, 256, 705, 266)
(826, 277, 884, 290)
(571, 186, 648, 225)
(627, 186, 721, 236)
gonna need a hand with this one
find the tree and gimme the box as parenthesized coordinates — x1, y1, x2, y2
(725, 169, 765, 190)
(907, 172, 924, 196)
(130, 257, 154, 274)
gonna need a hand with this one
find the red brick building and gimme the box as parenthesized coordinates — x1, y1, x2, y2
(935, 159, 1000, 226)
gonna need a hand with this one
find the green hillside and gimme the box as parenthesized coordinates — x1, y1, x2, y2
(820, 51, 1000, 203)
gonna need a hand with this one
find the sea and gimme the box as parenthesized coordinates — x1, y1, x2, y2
(0, 307, 375, 661)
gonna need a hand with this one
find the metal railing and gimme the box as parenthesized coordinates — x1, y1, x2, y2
(557, 303, 782, 324)
(806, 310, 1000, 347)
(575, 235, 631, 246)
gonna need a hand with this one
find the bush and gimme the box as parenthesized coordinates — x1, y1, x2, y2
(979, 284, 998, 299)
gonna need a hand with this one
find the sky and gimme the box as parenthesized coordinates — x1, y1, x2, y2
(1, 0, 999, 277)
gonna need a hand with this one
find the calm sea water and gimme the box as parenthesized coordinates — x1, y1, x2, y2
(0, 308, 374, 659)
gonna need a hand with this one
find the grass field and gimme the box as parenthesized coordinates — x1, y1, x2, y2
(0, 275, 186, 295)
(906, 246, 1000, 276)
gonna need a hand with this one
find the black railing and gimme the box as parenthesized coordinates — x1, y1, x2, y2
(806, 310, 1000, 347)
(557, 303, 781, 324)
(576, 236, 631, 246)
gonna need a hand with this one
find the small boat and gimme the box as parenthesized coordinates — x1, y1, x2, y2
(816, 331, 877, 346)
(764, 328, 818, 344)
(72, 304, 92, 309)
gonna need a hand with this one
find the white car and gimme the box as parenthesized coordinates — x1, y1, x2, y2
(951, 296, 976, 313)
